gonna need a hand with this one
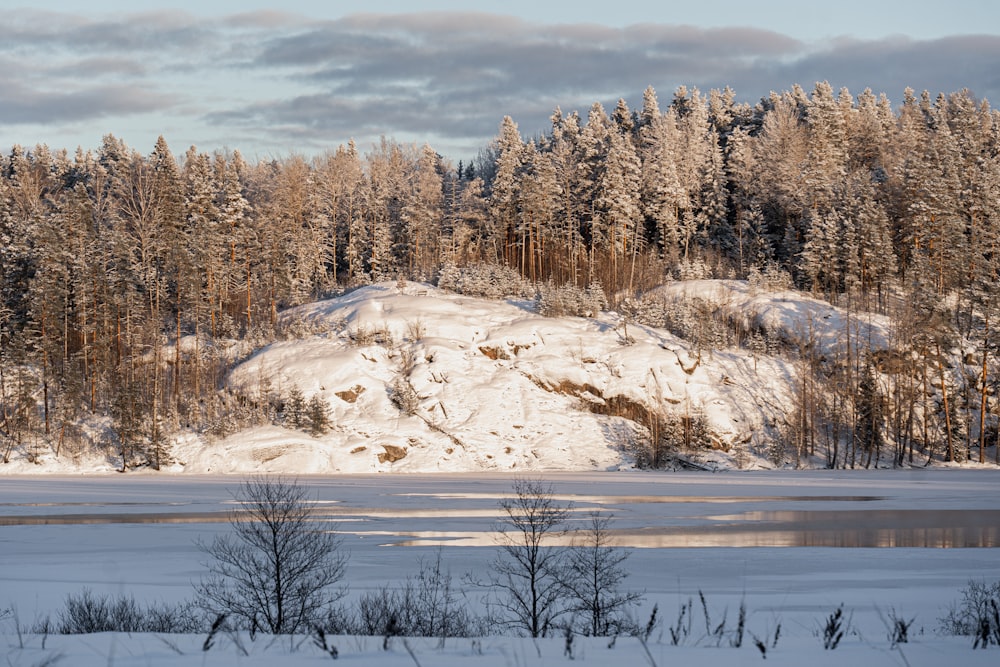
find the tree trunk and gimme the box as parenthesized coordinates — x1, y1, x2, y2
(980, 311, 990, 464)
(936, 341, 954, 463)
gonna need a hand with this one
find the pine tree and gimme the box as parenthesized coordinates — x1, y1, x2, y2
(856, 362, 885, 468)
(725, 126, 764, 275)
(490, 116, 525, 268)
(400, 144, 444, 279)
(752, 93, 810, 267)
(700, 130, 730, 257)
(213, 151, 252, 335)
(516, 142, 558, 282)
(453, 177, 490, 265)
(576, 102, 613, 277)
(708, 86, 738, 137)
(365, 139, 409, 281)
(593, 131, 642, 293)
(846, 174, 894, 309)
(612, 97, 635, 140)
(639, 89, 684, 259)
(905, 112, 964, 294)
(306, 394, 332, 436)
(672, 87, 713, 260)
(547, 108, 585, 283)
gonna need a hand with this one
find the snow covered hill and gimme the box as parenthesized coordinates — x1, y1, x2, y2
(2, 279, 931, 475)
(174, 280, 861, 474)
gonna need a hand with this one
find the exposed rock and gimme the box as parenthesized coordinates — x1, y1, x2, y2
(377, 444, 407, 463)
(335, 385, 366, 403)
(478, 345, 509, 360)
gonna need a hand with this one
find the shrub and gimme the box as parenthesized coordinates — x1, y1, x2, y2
(306, 394, 332, 436)
(821, 605, 848, 649)
(474, 478, 571, 638)
(562, 512, 643, 636)
(880, 607, 915, 647)
(537, 281, 605, 318)
(939, 579, 1000, 645)
(435, 262, 533, 300)
(353, 552, 481, 638)
(56, 589, 204, 634)
(390, 376, 421, 415)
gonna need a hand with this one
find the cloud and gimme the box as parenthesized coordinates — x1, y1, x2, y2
(782, 35, 1000, 101)
(0, 80, 174, 125)
(3, 9, 998, 157)
(2, 9, 211, 52)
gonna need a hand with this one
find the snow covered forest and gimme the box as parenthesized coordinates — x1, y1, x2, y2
(1, 81, 998, 470)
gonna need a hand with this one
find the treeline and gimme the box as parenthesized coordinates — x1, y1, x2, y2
(0, 81, 998, 467)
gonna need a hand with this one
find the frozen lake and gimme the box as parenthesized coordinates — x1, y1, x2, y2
(1, 469, 998, 638)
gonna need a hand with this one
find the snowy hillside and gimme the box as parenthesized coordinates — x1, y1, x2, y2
(651, 279, 892, 354)
(7, 277, 983, 476)
(173, 280, 833, 474)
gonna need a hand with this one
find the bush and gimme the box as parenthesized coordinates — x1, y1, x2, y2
(57, 589, 204, 634)
(353, 552, 482, 638)
(537, 281, 605, 318)
(747, 263, 794, 293)
(940, 579, 1000, 643)
(435, 262, 533, 300)
(821, 605, 848, 649)
(881, 607, 915, 647)
(390, 376, 421, 415)
(269, 385, 333, 436)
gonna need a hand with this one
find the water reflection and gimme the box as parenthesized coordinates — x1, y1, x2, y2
(384, 509, 1000, 548)
(386, 525, 1000, 548)
(397, 493, 886, 504)
(0, 512, 233, 526)
(2, 503, 996, 548)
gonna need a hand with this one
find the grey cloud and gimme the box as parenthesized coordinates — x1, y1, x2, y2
(2, 9, 212, 53)
(211, 15, 1000, 154)
(221, 11, 308, 30)
(49, 57, 148, 78)
(624, 24, 803, 57)
(224, 15, 837, 148)
(764, 35, 1000, 104)
(260, 22, 775, 111)
(0, 81, 174, 125)
(337, 12, 529, 40)
(4, 9, 999, 158)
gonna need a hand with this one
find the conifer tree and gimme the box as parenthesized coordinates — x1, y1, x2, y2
(594, 131, 642, 292)
(547, 108, 585, 283)
(490, 116, 525, 268)
(639, 89, 684, 259)
(400, 144, 444, 279)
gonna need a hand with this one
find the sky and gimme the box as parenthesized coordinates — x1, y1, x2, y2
(3, 0, 999, 163)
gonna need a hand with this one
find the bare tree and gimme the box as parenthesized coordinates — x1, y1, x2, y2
(563, 511, 643, 636)
(196, 476, 346, 634)
(480, 478, 571, 637)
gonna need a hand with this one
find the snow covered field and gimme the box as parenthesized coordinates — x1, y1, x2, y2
(2, 470, 998, 665)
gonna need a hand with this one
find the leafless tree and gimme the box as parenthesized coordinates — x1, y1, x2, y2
(563, 511, 644, 636)
(196, 476, 346, 634)
(479, 478, 571, 637)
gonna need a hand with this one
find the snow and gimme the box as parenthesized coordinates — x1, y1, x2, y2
(1, 281, 998, 663)
(651, 279, 893, 353)
(2, 279, 993, 476)
(184, 281, 807, 474)
(2, 471, 999, 665)
(4, 632, 996, 666)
